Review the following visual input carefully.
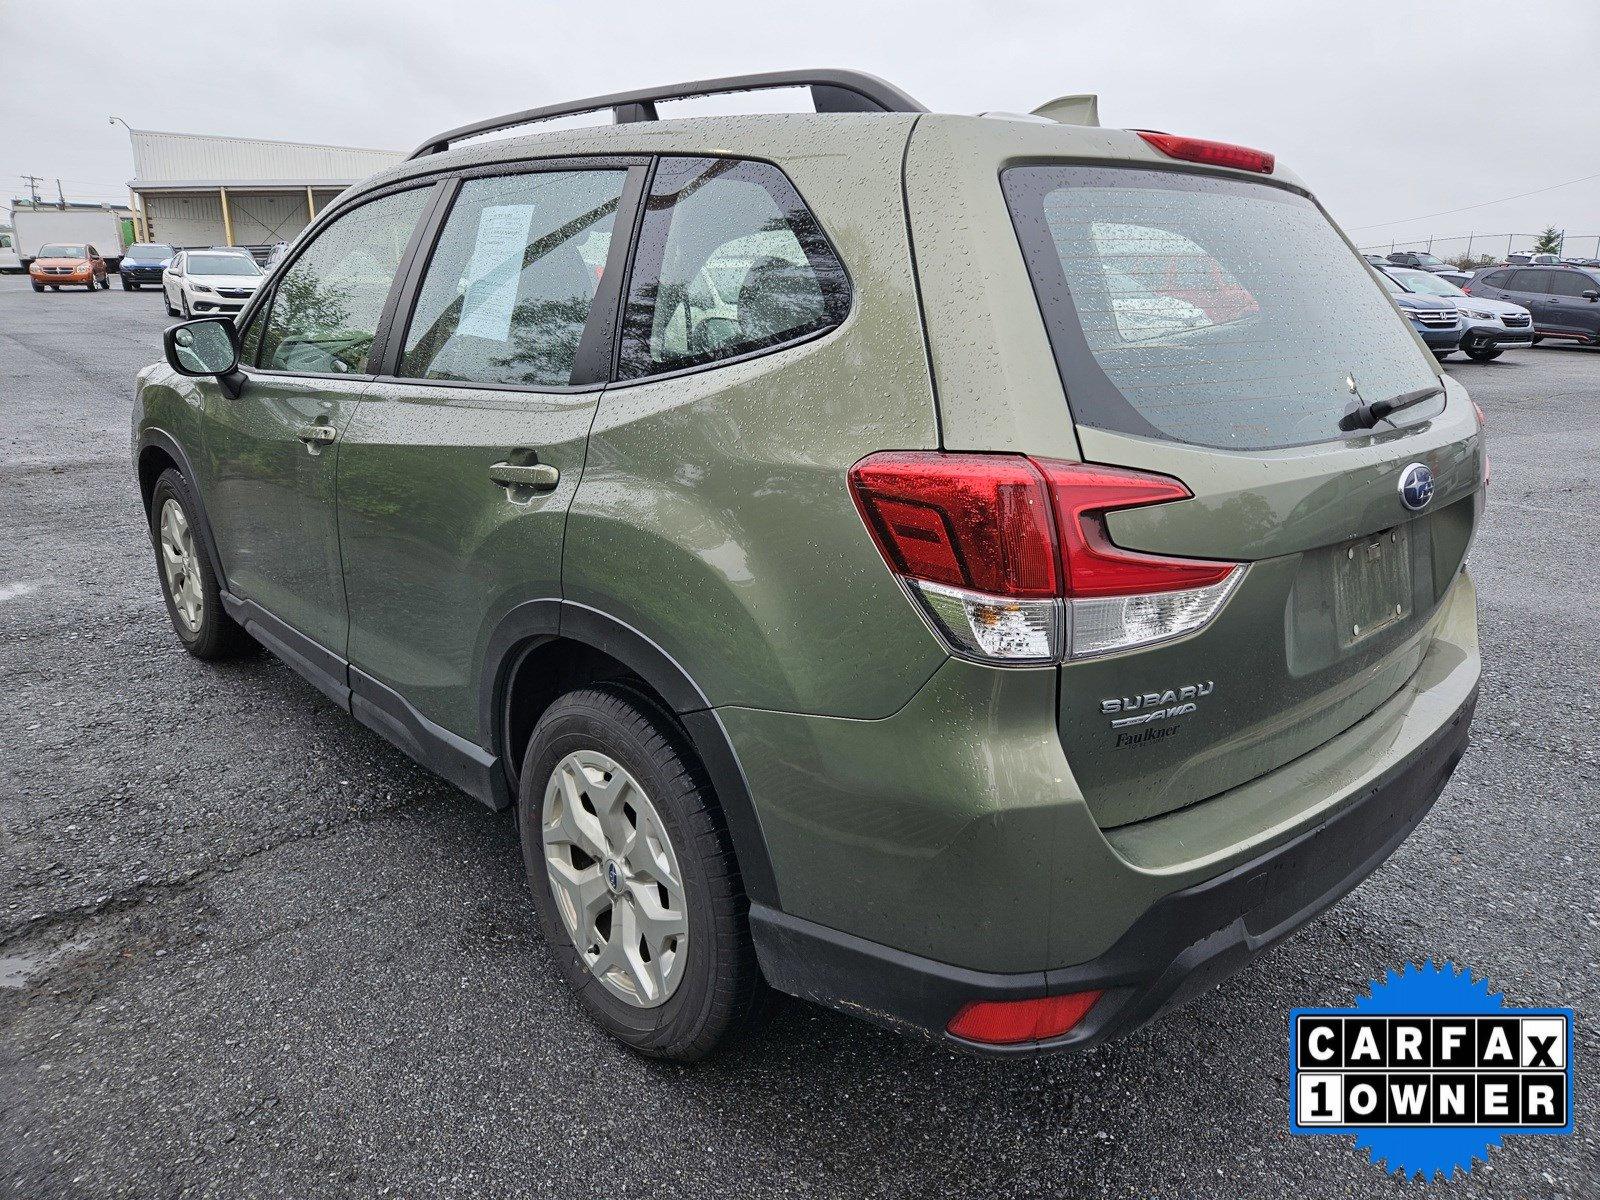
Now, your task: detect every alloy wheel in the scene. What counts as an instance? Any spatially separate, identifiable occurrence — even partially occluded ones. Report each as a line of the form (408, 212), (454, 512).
(541, 749), (689, 1008)
(158, 498), (203, 635)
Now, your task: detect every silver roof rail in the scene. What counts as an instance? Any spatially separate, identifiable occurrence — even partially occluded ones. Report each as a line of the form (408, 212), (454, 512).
(407, 69), (928, 159)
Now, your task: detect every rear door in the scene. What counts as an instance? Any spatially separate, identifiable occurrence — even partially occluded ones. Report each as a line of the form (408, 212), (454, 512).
(1504, 268), (1559, 330)
(337, 161), (643, 739)
(1000, 161), (1483, 828)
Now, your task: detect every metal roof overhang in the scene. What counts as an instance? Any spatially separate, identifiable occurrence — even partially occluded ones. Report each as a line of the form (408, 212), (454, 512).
(128, 180), (360, 192)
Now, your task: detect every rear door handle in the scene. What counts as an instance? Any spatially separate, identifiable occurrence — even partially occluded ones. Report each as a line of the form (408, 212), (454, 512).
(488, 461), (560, 491)
(298, 424), (337, 445)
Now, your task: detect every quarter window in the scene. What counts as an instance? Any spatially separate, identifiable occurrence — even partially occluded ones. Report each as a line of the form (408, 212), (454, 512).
(257, 187), (431, 375)
(399, 170), (627, 387)
(618, 157), (849, 378)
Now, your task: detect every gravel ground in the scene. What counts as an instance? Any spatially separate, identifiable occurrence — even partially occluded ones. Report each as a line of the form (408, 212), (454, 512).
(1, 272), (1595, 1199)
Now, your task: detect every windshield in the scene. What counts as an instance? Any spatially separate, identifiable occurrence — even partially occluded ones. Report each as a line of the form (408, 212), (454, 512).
(1003, 165), (1440, 451)
(187, 254), (260, 276)
(38, 244), (86, 259)
(125, 243), (174, 259)
(1391, 269), (1463, 297)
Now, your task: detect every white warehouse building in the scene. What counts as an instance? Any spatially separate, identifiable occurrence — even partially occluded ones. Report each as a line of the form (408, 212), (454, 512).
(124, 128), (403, 252)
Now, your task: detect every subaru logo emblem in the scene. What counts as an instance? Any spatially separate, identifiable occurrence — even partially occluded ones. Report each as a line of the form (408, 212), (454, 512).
(1398, 462), (1434, 511)
(606, 860), (621, 891)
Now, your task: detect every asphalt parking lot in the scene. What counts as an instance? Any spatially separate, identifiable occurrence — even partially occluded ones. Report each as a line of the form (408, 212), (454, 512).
(1, 271), (1595, 1199)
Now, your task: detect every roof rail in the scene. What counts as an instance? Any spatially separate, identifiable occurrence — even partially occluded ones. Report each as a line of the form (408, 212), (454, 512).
(406, 69), (927, 159)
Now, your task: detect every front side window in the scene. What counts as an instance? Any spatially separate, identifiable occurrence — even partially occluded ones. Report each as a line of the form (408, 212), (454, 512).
(618, 157), (849, 379)
(400, 169), (626, 387)
(1004, 165), (1440, 451)
(258, 187), (431, 375)
(1548, 270), (1596, 298)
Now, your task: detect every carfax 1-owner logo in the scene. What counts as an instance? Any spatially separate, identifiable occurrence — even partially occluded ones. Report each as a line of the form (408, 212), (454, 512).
(1289, 960), (1575, 1181)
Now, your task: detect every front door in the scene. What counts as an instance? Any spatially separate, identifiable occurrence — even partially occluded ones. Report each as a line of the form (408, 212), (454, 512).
(338, 164), (639, 740)
(202, 185), (436, 658)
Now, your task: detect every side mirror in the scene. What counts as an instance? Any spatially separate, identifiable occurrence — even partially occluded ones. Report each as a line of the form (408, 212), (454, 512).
(164, 317), (245, 398)
(1583, 290), (1599, 301)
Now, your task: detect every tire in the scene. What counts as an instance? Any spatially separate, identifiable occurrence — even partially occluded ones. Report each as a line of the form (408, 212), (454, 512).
(120, 277), (131, 290)
(101, 274), (111, 289)
(50, 285), (59, 292)
(518, 684), (768, 1061)
(31, 281), (43, 293)
(165, 289), (177, 316)
(1531, 336), (1543, 345)
(1465, 344), (1503, 362)
(1432, 351), (1451, 361)
(147, 469), (254, 660)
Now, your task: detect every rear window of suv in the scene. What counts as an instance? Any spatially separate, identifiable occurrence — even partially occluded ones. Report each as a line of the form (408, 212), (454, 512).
(1003, 165), (1441, 451)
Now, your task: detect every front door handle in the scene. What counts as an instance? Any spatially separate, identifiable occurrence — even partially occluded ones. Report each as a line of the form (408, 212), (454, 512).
(489, 461), (560, 491)
(298, 424), (337, 445)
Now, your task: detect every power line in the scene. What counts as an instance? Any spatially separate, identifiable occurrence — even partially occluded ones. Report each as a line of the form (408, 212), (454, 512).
(1349, 171), (1600, 231)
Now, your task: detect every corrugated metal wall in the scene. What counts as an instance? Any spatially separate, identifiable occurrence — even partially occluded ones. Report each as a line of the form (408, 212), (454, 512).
(146, 193), (224, 248)
(131, 130), (400, 184)
(146, 189), (347, 247)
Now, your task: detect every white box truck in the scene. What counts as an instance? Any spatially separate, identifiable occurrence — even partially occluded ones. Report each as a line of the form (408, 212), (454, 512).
(11, 205), (132, 267)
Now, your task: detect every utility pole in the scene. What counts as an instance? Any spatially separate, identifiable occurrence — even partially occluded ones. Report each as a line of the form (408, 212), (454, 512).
(55, 178), (66, 209)
(21, 174), (42, 206)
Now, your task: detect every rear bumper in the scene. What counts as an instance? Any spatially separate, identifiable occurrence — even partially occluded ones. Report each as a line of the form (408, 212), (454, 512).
(752, 682), (1477, 1056)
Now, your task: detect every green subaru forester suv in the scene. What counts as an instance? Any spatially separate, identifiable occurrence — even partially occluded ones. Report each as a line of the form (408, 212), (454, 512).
(134, 71), (1483, 1060)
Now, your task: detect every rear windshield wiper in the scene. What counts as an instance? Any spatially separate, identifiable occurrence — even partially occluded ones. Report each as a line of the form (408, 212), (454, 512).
(1339, 382), (1444, 432)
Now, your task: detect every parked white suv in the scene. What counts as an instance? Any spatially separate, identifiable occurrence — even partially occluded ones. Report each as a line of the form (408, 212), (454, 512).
(163, 250), (263, 317)
(1387, 266), (1534, 361)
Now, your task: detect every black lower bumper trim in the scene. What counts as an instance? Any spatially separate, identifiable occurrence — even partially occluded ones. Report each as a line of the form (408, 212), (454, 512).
(751, 686), (1477, 1055)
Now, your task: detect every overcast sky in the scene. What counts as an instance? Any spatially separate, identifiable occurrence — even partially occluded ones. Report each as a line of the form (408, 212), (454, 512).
(5, 1), (1598, 254)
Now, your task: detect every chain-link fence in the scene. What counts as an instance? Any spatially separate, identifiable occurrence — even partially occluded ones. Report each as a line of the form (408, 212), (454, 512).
(1356, 231), (1600, 268)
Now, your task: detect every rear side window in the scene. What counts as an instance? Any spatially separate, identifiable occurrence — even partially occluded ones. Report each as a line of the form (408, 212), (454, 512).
(617, 157), (849, 379)
(258, 187), (431, 375)
(399, 170), (627, 388)
(1003, 165), (1439, 451)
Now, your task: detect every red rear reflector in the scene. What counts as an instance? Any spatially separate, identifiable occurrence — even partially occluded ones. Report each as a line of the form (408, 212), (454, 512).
(848, 452), (1058, 598)
(1033, 460), (1237, 596)
(1136, 130), (1275, 174)
(947, 991), (1104, 1045)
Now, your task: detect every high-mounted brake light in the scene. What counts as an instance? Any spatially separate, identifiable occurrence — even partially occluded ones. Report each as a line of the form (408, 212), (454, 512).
(1136, 130), (1275, 174)
(848, 452), (1244, 664)
(947, 990), (1104, 1045)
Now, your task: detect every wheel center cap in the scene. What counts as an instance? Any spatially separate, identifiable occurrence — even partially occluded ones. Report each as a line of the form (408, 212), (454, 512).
(604, 859), (624, 894)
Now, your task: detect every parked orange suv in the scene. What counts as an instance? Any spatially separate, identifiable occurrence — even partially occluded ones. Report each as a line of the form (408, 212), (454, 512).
(29, 243), (110, 292)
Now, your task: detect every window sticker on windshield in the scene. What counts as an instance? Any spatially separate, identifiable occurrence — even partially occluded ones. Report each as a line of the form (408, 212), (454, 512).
(457, 204), (534, 341)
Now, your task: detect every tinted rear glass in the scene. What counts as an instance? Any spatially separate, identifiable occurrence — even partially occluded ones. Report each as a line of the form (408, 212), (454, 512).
(126, 243), (174, 258)
(1003, 166), (1440, 451)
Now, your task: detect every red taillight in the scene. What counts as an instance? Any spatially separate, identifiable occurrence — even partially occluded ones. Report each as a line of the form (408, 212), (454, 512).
(848, 452), (1243, 661)
(848, 452), (1058, 598)
(1033, 460), (1238, 597)
(1136, 130), (1275, 174)
(947, 990), (1104, 1045)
